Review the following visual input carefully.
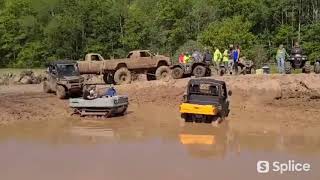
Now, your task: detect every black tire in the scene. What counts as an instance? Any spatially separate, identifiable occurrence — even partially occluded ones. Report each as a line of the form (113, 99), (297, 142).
(103, 73), (114, 84)
(114, 68), (132, 85)
(193, 65), (206, 77)
(146, 70), (156, 81)
(285, 61), (292, 74)
(303, 61), (311, 74)
(219, 68), (225, 76)
(155, 66), (170, 80)
(56, 85), (67, 99)
(171, 67), (184, 79)
(314, 62), (320, 74)
(43, 81), (51, 93)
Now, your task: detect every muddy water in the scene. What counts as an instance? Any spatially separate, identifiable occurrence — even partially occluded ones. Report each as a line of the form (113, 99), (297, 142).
(0, 104), (319, 180)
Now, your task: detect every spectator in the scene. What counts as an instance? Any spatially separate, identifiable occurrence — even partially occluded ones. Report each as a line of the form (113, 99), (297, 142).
(233, 47), (240, 74)
(214, 47), (222, 71)
(192, 50), (202, 62)
(179, 53), (184, 63)
(276, 44), (287, 74)
(203, 49), (213, 65)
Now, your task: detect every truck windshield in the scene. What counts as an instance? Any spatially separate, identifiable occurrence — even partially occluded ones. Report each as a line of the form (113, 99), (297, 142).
(189, 84), (219, 96)
(57, 64), (80, 76)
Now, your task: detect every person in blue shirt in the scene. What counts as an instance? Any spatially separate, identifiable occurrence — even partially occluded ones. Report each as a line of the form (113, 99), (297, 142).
(106, 85), (117, 97)
(233, 45), (240, 74)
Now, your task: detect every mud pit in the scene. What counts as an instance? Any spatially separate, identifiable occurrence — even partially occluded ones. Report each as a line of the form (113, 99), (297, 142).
(1, 74), (320, 180)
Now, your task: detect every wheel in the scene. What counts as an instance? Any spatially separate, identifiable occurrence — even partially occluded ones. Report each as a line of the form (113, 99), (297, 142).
(114, 67), (132, 85)
(43, 81), (51, 93)
(303, 61), (311, 74)
(219, 68), (225, 76)
(285, 61), (292, 74)
(171, 67), (184, 79)
(193, 65), (206, 77)
(155, 66), (170, 80)
(103, 74), (114, 84)
(146, 70), (156, 81)
(314, 62), (320, 74)
(56, 85), (67, 99)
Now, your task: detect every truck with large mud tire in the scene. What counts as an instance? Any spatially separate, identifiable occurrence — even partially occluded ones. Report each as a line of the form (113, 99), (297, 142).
(314, 59), (320, 74)
(43, 61), (84, 99)
(77, 50), (171, 85)
(285, 47), (311, 74)
(179, 79), (232, 126)
(171, 62), (211, 79)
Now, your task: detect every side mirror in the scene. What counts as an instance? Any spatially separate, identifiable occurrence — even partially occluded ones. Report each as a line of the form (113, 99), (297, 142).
(228, 90), (232, 96)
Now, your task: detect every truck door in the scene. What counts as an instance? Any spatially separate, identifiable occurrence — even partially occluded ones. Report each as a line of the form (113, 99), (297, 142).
(138, 51), (154, 68)
(89, 54), (103, 74)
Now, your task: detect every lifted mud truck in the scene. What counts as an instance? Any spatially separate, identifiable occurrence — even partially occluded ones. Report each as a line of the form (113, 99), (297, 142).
(77, 50), (171, 85)
(69, 95), (129, 117)
(171, 61), (211, 79)
(314, 59), (320, 74)
(180, 79), (232, 125)
(43, 61), (84, 99)
(285, 47), (311, 74)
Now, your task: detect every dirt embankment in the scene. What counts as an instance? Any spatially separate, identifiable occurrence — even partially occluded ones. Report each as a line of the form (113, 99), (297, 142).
(1, 74), (320, 134)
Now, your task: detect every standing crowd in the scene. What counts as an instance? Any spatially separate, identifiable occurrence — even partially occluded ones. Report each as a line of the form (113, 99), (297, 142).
(178, 45), (242, 75)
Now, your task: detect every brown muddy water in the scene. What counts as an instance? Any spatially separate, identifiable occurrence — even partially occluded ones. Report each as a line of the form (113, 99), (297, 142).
(0, 104), (319, 180)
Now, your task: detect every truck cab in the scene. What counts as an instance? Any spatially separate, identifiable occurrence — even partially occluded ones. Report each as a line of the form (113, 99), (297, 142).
(78, 53), (105, 74)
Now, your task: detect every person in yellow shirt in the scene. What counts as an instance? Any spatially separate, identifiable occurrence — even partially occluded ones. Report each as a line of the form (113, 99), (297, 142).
(222, 49), (229, 73)
(213, 47), (222, 72)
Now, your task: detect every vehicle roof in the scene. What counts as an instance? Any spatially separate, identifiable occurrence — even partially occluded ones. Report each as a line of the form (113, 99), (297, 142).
(49, 60), (76, 66)
(188, 78), (226, 86)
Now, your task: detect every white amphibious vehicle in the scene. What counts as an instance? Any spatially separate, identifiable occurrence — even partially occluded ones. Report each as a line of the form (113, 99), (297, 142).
(69, 96), (129, 117)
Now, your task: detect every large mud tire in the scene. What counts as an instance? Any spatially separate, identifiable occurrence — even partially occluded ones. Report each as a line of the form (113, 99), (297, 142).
(43, 81), (51, 93)
(285, 61), (292, 74)
(314, 62), (320, 74)
(303, 61), (311, 74)
(155, 66), (170, 80)
(56, 85), (67, 99)
(103, 74), (114, 84)
(193, 65), (206, 77)
(114, 68), (132, 85)
(146, 70), (156, 81)
(171, 67), (184, 79)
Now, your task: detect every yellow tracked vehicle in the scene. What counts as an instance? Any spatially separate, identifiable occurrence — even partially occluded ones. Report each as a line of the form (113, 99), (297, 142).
(180, 78), (232, 124)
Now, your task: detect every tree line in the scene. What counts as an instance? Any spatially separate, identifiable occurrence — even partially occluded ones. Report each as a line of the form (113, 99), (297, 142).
(0, 0), (320, 68)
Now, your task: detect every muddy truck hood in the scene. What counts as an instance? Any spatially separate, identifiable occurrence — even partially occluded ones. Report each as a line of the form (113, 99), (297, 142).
(61, 76), (83, 81)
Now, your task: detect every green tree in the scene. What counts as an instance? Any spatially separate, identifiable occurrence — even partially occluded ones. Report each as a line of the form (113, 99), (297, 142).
(200, 16), (256, 51)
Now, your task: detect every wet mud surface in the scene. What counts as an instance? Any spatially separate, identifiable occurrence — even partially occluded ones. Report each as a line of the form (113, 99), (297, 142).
(1, 74), (320, 180)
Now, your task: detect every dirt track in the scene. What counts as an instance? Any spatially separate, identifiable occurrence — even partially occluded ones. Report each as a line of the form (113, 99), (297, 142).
(1, 74), (320, 135)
